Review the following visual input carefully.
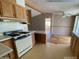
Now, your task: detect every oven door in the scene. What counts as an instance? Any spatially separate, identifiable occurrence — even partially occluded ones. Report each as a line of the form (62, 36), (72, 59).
(15, 34), (32, 57)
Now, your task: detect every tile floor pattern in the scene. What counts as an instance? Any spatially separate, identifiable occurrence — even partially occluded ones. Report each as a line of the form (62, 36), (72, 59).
(21, 43), (75, 59)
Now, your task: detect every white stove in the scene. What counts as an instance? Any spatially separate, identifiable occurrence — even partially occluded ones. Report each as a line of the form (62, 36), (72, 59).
(15, 33), (32, 57)
(4, 31), (32, 58)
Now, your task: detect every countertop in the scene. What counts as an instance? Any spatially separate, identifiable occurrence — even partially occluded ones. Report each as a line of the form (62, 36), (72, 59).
(0, 31), (46, 42)
(0, 43), (13, 58)
(0, 36), (11, 42)
(30, 31), (46, 34)
(73, 32), (79, 38)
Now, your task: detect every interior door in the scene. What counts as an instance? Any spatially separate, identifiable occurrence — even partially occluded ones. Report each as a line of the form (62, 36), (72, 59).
(45, 18), (52, 42)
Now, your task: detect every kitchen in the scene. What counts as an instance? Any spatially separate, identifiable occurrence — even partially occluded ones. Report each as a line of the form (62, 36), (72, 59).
(0, 0), (47, 59)
(0, 0), (35, 59)
(0, 0), (79, 59)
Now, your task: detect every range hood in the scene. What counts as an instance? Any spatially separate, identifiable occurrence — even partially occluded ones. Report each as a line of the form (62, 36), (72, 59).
(0, 17), (29, 24)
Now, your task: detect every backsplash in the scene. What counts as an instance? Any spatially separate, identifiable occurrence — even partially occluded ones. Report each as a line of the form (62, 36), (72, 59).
(0, 22), (28, 32)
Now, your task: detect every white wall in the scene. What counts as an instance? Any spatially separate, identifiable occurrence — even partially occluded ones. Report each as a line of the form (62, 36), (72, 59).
(31, 9), (41, 17)
(28, 14), (45, 31)
(28, 13), (52, 31)
(52, 15), (75, 36)
(0, 22), (28, 32)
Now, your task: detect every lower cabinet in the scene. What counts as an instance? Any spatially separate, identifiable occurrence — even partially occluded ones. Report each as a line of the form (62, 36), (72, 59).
(70, 34), (77, 53)
(0, 54), (10, 59)
(70, 33), (79, 59)
(35, 33), (46, 44)
(32, 32), (35, 47)
(2, 0), (16, 4)
(1, 39), (17, 59)
(74, 39), (79, 57)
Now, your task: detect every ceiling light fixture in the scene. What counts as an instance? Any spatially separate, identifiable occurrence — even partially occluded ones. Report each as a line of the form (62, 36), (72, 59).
(62, 13), (71, 18)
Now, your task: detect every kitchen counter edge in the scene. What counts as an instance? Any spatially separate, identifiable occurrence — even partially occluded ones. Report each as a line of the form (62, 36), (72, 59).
(0, 36), (12, 42)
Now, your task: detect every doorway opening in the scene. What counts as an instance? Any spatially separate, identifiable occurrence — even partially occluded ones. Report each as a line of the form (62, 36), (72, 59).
(45, 17), (52, 43)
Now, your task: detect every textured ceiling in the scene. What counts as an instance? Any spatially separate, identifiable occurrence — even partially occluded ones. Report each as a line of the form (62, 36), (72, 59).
(25, 0), (79, 15)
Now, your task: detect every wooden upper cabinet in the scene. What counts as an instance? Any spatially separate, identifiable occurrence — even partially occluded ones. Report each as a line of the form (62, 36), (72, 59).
(0, 0), (27, 20)
(2, 0), (16, 4)
(2, 0), (26, 7)
(27, 10), (32, 23)
(0, 1), (1, 16)
(22, 8), (27, 19)
(14, 4), (27, 19)
(0, 0), (15, 17)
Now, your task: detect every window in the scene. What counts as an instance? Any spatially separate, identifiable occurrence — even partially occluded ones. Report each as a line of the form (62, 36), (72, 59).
(73, 16), (79, 35)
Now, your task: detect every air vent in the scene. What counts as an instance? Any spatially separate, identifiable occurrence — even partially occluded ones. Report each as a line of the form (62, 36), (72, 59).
(47, 0), (75, 2)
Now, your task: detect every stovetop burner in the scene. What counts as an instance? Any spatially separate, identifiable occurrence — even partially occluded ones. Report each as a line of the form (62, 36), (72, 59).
(4, 30), (30, 37)
(4, 31), (31, 41)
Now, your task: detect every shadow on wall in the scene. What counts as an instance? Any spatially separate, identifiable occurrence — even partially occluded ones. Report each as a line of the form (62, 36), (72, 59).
(28, 14), (45, 31)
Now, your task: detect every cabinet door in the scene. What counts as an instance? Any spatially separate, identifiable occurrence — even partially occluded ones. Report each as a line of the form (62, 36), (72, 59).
(32, 32), (35, 47)
(0, 1), (1, 16)
(22, 8), (27, 19)
(1, 0), (14, 17)
(14, 4), (27, 19)
(27, 10), (32, 23)
(2, 0), (16, 4)
(1, 39), (17, 59)
(0, 55), (10, 59)
(35, 33), (46, 44)
(70, 34), (76, 51)
(74, 38), (79, 56)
